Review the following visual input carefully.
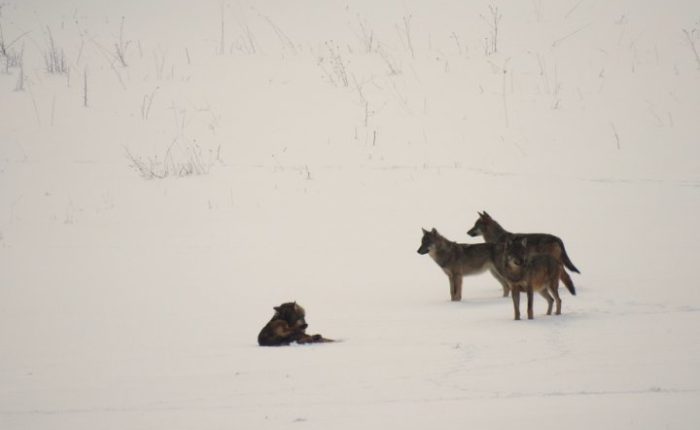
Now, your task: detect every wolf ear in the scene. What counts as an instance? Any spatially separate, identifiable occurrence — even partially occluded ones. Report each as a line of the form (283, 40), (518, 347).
(483, 211), (491, 219)
(422, 227), (429, 234)
(431, 228), (437, 234)
(273, 306), (281, 312)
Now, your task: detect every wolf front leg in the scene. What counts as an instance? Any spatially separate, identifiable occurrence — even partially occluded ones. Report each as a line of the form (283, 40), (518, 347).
(526, 285), (534, 320)
(449, 274), (462, 301)
(297, 334), (325, 344)
(511, 285), (521, 320)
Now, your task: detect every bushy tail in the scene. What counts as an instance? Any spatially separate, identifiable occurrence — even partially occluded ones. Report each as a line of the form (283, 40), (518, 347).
(560, 270), (576, 296)
(557, 238), (580, 274)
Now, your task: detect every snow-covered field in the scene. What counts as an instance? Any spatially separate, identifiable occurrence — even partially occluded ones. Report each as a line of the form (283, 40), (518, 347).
(1, 0), (700, 428)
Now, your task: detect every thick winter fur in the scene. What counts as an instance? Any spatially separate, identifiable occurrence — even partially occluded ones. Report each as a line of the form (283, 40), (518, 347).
(467, 211), (579, 294)
(257, 302), (334, 346)
(498, 236), (575, 320)
(417, 228), (510, 301)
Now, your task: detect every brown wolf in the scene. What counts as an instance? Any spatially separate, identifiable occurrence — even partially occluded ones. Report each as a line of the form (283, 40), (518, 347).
(417, 228), (510, 301)
(499, 236), (575, 320)
(467, 211), (579, 293)
(257, 302), (334, 346)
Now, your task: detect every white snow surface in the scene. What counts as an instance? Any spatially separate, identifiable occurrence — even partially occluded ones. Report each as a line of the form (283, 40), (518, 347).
(1, 0), (700, 428)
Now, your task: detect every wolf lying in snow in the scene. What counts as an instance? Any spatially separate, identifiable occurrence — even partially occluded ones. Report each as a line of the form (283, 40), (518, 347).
(258, 302), (334, 346)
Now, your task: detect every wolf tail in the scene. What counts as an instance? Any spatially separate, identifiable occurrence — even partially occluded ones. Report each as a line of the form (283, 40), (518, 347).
(560, 270), (576, 296)
(557, 238), (580, 274)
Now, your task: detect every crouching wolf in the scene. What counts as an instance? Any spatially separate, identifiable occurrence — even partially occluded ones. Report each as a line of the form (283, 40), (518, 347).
(467, 211), (579, 294)
(417, 228), (510, 301)
(258, 302), (334, 346)
(499, 237), (576, 320)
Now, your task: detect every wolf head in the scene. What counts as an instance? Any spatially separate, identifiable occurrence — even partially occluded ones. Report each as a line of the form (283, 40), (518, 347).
(273, 302), (308, 330)
(504, 237), (528, 267)
(417, 228), (440, 254)
(467, 211), (493, 237)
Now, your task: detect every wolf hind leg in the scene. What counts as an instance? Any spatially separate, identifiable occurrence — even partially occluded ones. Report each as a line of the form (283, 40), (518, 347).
(550, 280), (562, 315)
(539, 289), (554, 315)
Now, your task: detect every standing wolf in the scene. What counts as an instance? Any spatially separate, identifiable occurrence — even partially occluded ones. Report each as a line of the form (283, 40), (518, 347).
(499, 236), (575, 320)
(467, 211), (579, 293)
(257, 302), (334, 346)
(417, 228), (510, 300)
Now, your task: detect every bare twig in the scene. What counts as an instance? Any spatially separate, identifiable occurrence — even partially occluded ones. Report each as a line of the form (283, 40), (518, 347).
(44, 27), (68, 74)
(235, 23), (257, 54)
(153, 48), (166, 80)
(125, 138), (215, 180)
(323, 41), (348, 87)
(89, 39), (126, 89)
(115, 16), (129, 67)
(141, 87), (158, 119)
(610, 122), (620, 149)
(402, 15), (415, 59)
(76, 37), (85, 65)
(501, 60), (510, 127)
(28, 88), (41, 126)
(450, 32), (465, 56)
(0, 22), (6, 57)
(564, 0), (583, 19)
(357, 16), (374, 53)
(532, 0), (543, 22)
(219, 2), (225, 55)
(377, 45), (401, 75)
(258, 12), (297, 55)
(51, 95), (56, 126)
(0, 23), (31, 56)
(682, 29), (700, 69)
(552, 24), (590, 48)
(352, 74), (371, 126)
(13, 46), (24, 91)
(481, 5), (502, 56)
(82, 67), (88, 107)
(551, 63), (561, 109)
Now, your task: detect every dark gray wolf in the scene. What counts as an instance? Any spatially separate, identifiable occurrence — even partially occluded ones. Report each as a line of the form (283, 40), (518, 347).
(498, 237), (575, 319)
(417, 228), (510, 301)
(257, 302), (334, 346)
(467, 211), (579, 293)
